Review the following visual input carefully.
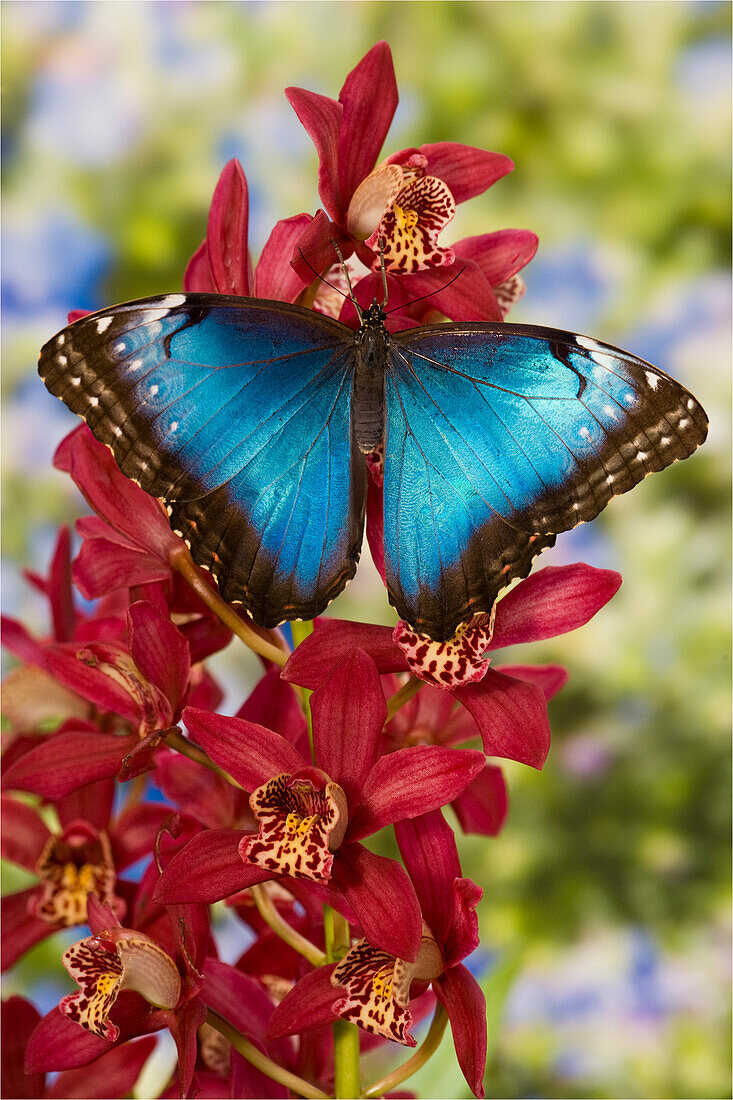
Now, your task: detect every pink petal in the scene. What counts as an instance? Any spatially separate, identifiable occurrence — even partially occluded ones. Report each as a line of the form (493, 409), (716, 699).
(337, 42), (398, 211)
(255, 214), (313, 302)
(453, 229), (539, 286)
(497, 663), (569, 700)
(183, 240), (216, 292)
(398, 260), (502, 322)
(154, 829), (270, 904)
(266, 964), (340, 1039)
(394, 811), (461, 945)
(182, 707), (306, 790)
(205, 159), (251, 296)
(419, 143), (513, 205)
(3, 730), (136, 799)
(43, 647), (140, 725)
(283, 619), (405, 690)
(47, 525), (76, 642)
(311, 649), (386, 803)
(285, 88), (343, 220)
(127, 602), (190, 717)
(348, 746), (485, 841)
(2, 891), (50, 971)
(451, 765), (508, 837)
(456, 670), (551, 769)
(489, 564), (623, 650)
(1, 795), (51, 868)
(330, 843), (422, 962)
(2, 996), (45, 1098)
(434, 966), (487, 1098)
(46, 1035), (157, 1099)
(73, 539), (170, 599)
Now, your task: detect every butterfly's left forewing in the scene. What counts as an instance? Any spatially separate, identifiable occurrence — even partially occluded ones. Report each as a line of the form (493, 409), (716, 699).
(39, 293), (366, 626)
(384, 323), (708, 640)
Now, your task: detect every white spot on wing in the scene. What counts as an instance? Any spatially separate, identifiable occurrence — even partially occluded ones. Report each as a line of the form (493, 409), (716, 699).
(637, 451), (648, 461)
(603, 405), (618, 420)
(575, 335), (597, 352)
(170, 421), (179, 432)
(57, 354), (67, 366)
(624, 392), (635, 404)
(686, 397), (696, 411)
(57, 334), (65, 347)
(96, 316), (113, 334)
(161, 294), (186, 308)
(71, 376), (81, 387)
(149, 384), (159, 396)
(89, 396), (99, 407)
(678, 417), (690, 429)
(115, 342), (126, 354)
(645, 371), (659, 390)
(579, 426), (592, 440)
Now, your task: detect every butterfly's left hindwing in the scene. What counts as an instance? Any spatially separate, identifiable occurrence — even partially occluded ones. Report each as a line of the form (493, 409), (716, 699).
(39, 293), (366, 626)
(384, 323), (708, 639)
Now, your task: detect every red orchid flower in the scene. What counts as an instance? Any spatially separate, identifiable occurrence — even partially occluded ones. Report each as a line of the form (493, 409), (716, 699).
(154, 649), (484, 962)
(25, 877), (210, 1099)
(2, 995), (156, 1100)
(284, 563), (622, 771)
(0, 786), (170, 971)
(267, 809), (487, 1097)
(286, 41), (537, 327)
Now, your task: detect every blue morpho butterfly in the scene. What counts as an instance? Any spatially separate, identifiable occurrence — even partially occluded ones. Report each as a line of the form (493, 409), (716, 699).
(38, 273), (708, 641)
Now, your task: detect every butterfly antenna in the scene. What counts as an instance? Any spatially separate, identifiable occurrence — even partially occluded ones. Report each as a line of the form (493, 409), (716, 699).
(384, 264), (468, 316)
(330, 238), (363, 320)
(296, 248), (350, 302)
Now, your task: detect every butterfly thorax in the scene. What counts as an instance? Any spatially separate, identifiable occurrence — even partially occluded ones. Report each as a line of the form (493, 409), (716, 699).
(352, 301), (389, 454)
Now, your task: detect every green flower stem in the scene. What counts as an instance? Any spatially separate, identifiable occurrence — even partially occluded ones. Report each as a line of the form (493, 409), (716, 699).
(206, 1009), (329, 1100)
(360, 1004), (449, 1098)
(250, 883), (326, 967)
(166, 729), (241, 788)
(291, 618), (315, 758)
(327, 906), (360, 1098)
(170, 545), (288, 667)
(386, 675), (423, 719)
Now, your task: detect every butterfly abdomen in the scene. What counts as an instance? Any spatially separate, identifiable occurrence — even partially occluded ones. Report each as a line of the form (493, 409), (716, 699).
(352, 319), (388, 453)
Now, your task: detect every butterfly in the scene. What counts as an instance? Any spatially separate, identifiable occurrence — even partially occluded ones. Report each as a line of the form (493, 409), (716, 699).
(38, 291), (708, 640)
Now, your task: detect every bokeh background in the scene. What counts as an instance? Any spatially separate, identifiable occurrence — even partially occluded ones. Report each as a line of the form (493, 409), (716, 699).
(2, 2), (730, 1097)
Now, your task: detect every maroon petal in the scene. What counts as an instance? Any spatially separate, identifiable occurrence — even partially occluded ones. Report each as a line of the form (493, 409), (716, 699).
(338, 41), (398, 210)
(2, 891), (50, 971)
(43, 647), (139, 726)
(285, 87), (343, 220)
(205, 159), (251, 296)
(1, 614), (48, 665)
(202, 958), (293, 1071)
(2, 730), (136, 799)
(497, 663), (568, 700)
(47, 525), (76, 642)
(399, 260), (502, 323)
(419, 143), (513, 204)
(266, 964), (340, 1039)
(1, 795), (51, 868)
(46, 1035), (157, 1099)
(2, 996), (45, 1098)
(283, 619), (405, 690)
(288, 209), (348, 283)
(348, 746), (485, 841)
(109, 802), (177, 869)
(182, 707), (306, 790)
(127, 602), (190, 716)
(255, 214), (312, 301)
(366, 472), (387, 583)
(330, 843), (421, 961)
(25, 997), (155, 1073)
(452, 765), (508, 837)
(489, 564), (623, 650)
(453, 229), (539, 285)
(73, 539), (169, 599)
(434, 966), (487, 1098)
(153, 752), (241, 830)
(154, 829), (270, 904)
(311, 649), (386, 802)
(394, 811), (460, 945)
(456, 670), (551, 769)
(183, 240), (216, 293)
(167, 995), (208, 1099)
(56, 777), (115, 832)
(236, 665), (307, 748)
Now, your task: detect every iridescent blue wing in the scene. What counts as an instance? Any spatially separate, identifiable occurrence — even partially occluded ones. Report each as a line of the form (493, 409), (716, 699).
(39, 293), (365, 626)
(385, 323), (708, 639)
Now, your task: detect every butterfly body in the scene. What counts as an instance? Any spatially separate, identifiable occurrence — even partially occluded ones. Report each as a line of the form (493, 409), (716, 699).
(39, 292), (708, 640)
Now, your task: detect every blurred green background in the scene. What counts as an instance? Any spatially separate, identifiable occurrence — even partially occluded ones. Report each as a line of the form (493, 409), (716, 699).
(2, 2), (730, 1097)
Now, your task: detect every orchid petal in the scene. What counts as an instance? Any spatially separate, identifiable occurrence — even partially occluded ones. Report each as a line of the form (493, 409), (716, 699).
(311, 649), (386, 802)
(203, 958), (292, 1060)
(182, 707), (306, 790)
(489, 564), (623, 650)
(394, 811), (460, 944)
(453, 229), (539, 286)
(46, 1035), (157, 1099)
(236, 665), (307, 749)
(266, 964), (340, 1039)
(1, 997), (45, 1098)
(419, 143), (513, 204)
(285, 88), (343, 220)
(153, 752), (242, 830)
(398, 260), (503, 322)
(283, 619), (405, 690)
(348, 746), (485, 841)
(154, 830), (271, 904)
(183, 240), (216, 293)
(288, 209), (349, 283)
(127, 602), (190, 717)
(56, 776), (116, 832)
(73, 539), (170, 600)
(2, 891), (51, 971)
(338, 42), (398, 211)
(497, 663), (569, 700)
(456, 669), (551, 769)
(434, 966), (487, 1098)
(205, 159), (251, 296)
(1, 795), (51, 869)
(255, 214), (312, 301)
(330, 843), (421, 962)
(3, 730), (137, 800)
(451, 765), (508, 837)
